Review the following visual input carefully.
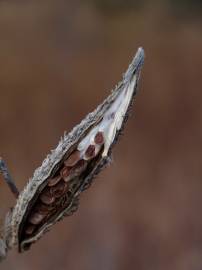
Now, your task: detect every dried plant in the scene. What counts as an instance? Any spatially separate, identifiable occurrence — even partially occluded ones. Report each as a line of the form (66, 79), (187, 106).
(0, 47), (144, 260)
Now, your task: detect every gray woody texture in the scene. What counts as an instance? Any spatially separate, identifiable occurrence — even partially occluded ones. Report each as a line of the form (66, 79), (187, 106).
(0, 47), (144, 261)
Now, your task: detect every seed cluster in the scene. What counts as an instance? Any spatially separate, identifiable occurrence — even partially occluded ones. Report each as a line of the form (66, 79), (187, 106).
(23, 131), (104, 239)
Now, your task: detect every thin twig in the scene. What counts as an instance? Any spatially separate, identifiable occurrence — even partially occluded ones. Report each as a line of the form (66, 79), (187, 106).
(0, 239), (7, 262)
(0, 157), (19, 199)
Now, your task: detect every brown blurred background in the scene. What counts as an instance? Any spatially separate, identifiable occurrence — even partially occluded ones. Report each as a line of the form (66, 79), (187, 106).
(0, 0), (202, 269)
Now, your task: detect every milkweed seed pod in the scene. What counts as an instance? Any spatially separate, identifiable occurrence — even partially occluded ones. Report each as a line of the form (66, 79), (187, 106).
(4, 47), (144, 253)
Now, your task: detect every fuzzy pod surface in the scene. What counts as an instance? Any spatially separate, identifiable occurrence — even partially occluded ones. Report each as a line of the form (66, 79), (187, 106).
(4, 47), (145, 253)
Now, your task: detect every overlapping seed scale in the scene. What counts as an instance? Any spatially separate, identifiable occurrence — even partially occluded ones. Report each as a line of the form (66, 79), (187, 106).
(70, 159), (87, 176)
(64, 150), (81, 167)
(40, 188), (55, 205)
(34, 202), (54, 214)
(94, 132), (104, 145)
(85, 145), (96, 159)
(24, 136), (105, 237)
(48, 175), (61, 187)
(25, 224), (35, 235)
(28, 212), (46, 225)
(50, 180), (68, 198)
(60, 166), (71, 182)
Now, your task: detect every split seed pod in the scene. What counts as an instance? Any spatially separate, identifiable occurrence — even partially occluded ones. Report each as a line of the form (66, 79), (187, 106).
(3, 47), (144, 253)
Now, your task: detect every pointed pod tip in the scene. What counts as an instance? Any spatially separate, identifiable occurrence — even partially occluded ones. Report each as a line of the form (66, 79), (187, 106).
(136, 47), (145, 64)
(137, 46), (145, 57)
(124, 47), (145, 84)
(133, 46), (145, 69)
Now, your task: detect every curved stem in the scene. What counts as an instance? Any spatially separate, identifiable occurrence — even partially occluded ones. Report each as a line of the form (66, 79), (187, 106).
(0, 157), (19, 199)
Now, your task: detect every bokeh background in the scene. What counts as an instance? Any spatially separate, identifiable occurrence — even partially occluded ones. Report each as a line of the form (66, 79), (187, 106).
(0, 1), (202, 269)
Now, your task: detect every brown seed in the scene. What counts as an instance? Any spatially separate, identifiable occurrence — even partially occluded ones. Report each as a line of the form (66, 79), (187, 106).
(60, 166), (71, 182)
(28, 212), (46, 225)
(94, 132), (104, 145)
(25, 224), (35, 235)
(51, 180), (68, 198)
(85, 145), (95, 158)
(34, 202), (53, 214)
(48, 175), (62, 187)
(71, 159), (87, 176)
(64, 150), (81, 167)
(40, 188), (55, 205)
